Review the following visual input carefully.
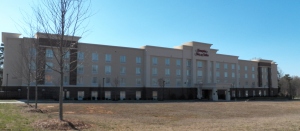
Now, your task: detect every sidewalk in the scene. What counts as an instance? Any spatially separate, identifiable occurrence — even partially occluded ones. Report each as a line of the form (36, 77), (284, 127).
(0, 100), (25, 104)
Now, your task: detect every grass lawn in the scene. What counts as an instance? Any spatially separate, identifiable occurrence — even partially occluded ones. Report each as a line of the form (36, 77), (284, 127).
(3, 101), (300, 130)
(0, 104), (34, 130)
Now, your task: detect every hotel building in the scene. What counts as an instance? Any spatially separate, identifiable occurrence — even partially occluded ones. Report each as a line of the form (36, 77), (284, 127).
(1, 32), (278, 101)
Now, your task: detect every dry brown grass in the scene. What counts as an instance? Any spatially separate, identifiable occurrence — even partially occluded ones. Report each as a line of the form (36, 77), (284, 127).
(25, 101), (300, 130)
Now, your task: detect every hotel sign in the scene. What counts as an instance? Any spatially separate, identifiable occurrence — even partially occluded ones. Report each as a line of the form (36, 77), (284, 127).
(195, 49), (209, 57)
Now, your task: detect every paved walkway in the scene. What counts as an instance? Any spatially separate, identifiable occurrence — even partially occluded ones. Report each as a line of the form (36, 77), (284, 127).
(0, 100), (25, 104)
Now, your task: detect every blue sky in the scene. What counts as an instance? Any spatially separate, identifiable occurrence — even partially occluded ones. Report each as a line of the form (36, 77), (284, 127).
(1, 0), (299, 76)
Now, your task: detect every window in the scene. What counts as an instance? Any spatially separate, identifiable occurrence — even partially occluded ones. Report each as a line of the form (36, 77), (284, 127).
(176, 59), (181, 66)
(105, 65), (111, 74)
(46, 49), (53, 58)
(252, 74), (255, 79)
(224, 72), (228, 77)
(232, 72), (235, 78)
(245, 90), (248, 97)
(216, 71), (220, 77)
(165, 58), (170, 66)
(176, 69), (181, 76)
(105, 54), (111, 62)
(92, 77), (97, 84)
(136, 78), (141, 85)
(216, 62), (220, 69)
(105, 77), (111, 85)
(120, 55), (126, 63)
(259, 90), (261, 96)
(29, 61), (36, 70)
(152, 68), (157, 75)
(45, 75), (52, 84)
(136, 67), (141, 75)
(186, 69), (191, 76)
(197, 70), (202, 77)
(253, 90), (255, 96)
(152, 78), (157, 86)
(186, 79), (191, 86)
(238, 65), (240, 70)
(136, 57), (141, 64)
(63, 76), (69, 85)
(77, 64), (84, 74)
(252, 66), (255, 72)
(197, 61), (203, 68)
(224, 63), (228, 69)
(77, 52), (84, 60)
(186, 60), (191, 67)
(165, 78), (170, 86)
(30, 48), (36, 56)
(63, 64), (69, 71)
(245, 74), (248, 78)
(152, 57), (157, 65)
(232, 91), (236, 97)
(92, 65), (98, 74)
(165, 68), (170, 76)
(63, 51), (70, 59)
(120, 78), (126, 86)
(77, 76), (83, 84)
(120, 67), (126, 74)
(176, 79), (181, 87)
(231, 64), (235, 70)
(45, 62), (53, 72)
(245, 66), (248, 71)
(264, 90), (266, 96)
(92, 53), (98, 61)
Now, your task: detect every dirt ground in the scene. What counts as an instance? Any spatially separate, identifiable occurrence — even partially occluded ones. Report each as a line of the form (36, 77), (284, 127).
(28, 101), (300, 130)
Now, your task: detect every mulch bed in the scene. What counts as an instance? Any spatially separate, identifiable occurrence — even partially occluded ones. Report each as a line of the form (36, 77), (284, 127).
(33, 119), (92, 130)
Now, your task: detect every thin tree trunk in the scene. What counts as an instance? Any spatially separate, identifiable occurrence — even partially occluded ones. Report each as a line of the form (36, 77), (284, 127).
(35, 84), (37, 109)
(27, 85), (30, 105)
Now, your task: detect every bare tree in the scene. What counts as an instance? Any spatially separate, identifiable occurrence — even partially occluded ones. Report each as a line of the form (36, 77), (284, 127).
(22, 0), (92, 120)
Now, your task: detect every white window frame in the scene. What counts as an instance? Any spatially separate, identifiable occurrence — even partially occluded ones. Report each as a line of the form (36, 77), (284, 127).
(165, 68), (170, 76)
(105, 54), (111, 62)
(92, 65), (98, 74)
(92, 53), (98, 61)
(197, 70), (202, 77)
(224, 63), (228, 69)
(176, 59), (181, 66)
(231, 64), (235, 70)
(77, 52), (84, 60)
(136, 57), (141, 64)
(165, 58), (170, 66)
(152, 68), (157, 75)
(197, 61), (203, 68)
(105, 65), (111, 74)
(224, 72), (228, 78)
(136, 67), (141, 75)
(152, 57), (157, 65)
(176, 69), (181, 76)
(120, 55), (126, 63)
(46, 49), (53, 58)
(232, 72), (235, 78)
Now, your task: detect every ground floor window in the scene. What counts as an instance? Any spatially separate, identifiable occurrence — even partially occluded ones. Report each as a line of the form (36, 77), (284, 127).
(263, 90), (266, 96)
(91, 91), (98, 100)
(153, 91), (157, 100)
(238, 91), (241, 97)
(232, 90), (235, 97)
(253, 90), (255, 96)
(245, 90), (248, 97)
(136, 91), (141, 100)
(259, 90), (261, 96)
(78, 91), (84, 100)
(120, 91), (126, 100)
(105, 91), (111, 100)
(66, 91), (70, 99)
